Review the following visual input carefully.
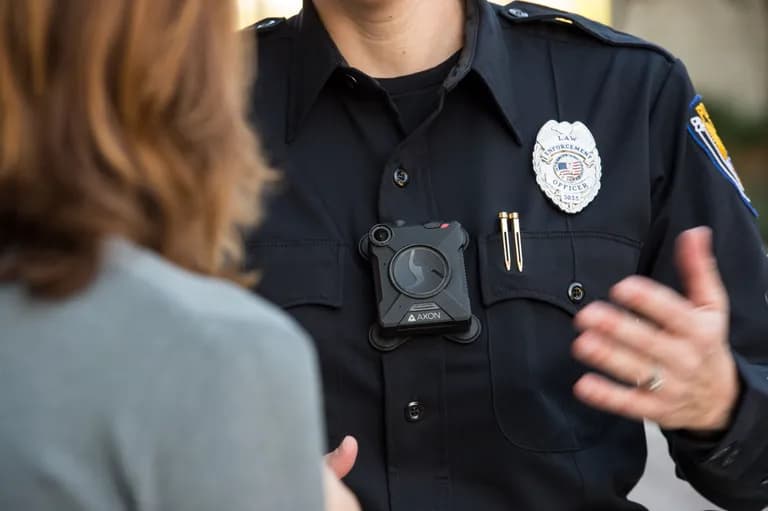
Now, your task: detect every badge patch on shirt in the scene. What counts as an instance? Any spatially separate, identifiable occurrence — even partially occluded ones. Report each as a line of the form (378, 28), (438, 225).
(533, 121), (602, 214)
(688, 95), (757, 216)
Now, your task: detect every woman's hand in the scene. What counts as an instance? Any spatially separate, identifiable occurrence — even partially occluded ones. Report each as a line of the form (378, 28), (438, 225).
(324, 436), (360, 511)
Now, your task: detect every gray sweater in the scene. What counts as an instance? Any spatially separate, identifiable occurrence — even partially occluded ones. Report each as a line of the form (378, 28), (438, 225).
(0, 240), (325, 510)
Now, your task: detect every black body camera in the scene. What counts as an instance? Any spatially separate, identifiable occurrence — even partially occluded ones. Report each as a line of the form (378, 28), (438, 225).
(360, 221), (481, 351)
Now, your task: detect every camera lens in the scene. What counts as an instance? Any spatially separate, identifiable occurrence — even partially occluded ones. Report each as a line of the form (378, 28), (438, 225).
(390, 246), (450, 299)
(370, 225), (393, 246)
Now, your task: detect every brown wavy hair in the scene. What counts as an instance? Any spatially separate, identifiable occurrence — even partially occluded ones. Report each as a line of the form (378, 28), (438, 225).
(0, 0), (270, 298)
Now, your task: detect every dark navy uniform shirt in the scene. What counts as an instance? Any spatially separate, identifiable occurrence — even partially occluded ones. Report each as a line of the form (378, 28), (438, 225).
(247, 1), (768, 509)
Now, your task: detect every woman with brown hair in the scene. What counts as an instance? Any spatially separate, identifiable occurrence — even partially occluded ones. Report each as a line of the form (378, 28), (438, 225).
(0, 0), (356, 509)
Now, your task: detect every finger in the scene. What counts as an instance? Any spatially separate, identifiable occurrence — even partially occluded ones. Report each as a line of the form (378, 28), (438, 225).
(574, 373), (666, 422)
(675, 227), (728, 311)
(574, 302), (686, 366)
(572, 330), (658, 386)
(323, 466), (361, 511)
(324, 435), (358, 479)
(324, 465), (361, 511)
(608, 276), (695, 337)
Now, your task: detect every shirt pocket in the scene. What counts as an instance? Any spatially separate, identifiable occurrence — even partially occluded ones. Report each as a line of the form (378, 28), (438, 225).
(247, 240), (345, 334)
(478, 231), (642, 452)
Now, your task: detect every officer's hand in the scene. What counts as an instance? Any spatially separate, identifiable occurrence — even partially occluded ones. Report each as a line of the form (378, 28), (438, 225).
(324, 435), (358, 479)
(571, 227), (740, 434)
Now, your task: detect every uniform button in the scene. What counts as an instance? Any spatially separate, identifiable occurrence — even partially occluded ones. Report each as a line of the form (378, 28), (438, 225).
(344, 73), (358, 89)
(508, 7), (529, 18)
(405, 401), (424, 422)
(393, 168), (410, 188)
(256, 18), (278, 29)
(568, 282), (585, 304)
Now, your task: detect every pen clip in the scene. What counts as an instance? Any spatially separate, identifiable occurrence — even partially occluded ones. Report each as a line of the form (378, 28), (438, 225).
(511, 212), (523, 273)
(498, 211), (511, 272)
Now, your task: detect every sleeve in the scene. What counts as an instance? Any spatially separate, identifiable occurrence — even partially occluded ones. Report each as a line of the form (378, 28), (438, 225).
(142, 317), (326, 511)
(639, 58), (768, 509)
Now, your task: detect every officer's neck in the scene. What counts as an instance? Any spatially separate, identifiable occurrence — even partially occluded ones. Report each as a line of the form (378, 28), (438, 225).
(313, 0), (465, 78)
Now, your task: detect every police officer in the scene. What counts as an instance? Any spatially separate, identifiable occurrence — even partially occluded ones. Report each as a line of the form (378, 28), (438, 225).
(247, 1), (768, 509)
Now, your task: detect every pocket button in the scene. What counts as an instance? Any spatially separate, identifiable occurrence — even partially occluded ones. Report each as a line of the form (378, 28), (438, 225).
(393, 168), (410, 188)
(405, 401), (424, 423)
(568, 282), (586, 304)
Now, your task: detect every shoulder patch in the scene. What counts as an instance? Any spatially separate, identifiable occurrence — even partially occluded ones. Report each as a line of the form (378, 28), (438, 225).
(498, 1), (674, 61)
(687, 95), (757, 217)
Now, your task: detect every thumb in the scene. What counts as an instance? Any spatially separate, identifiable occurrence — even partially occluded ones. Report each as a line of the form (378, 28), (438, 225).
(323, 467), (360, 511)
(324, 435), (358, 479)
(675, 227), (728, 310)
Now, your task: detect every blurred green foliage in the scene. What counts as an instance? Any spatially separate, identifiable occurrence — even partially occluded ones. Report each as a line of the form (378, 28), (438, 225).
(707, 102), (768, 241)
(708, 104), (768, 147)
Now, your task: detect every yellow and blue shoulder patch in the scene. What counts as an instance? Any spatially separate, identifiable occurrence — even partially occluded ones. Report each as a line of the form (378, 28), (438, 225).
(687, 95), (757, 217)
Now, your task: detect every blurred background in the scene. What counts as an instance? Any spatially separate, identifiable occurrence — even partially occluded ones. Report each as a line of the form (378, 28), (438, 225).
(240, 0), (768, 240)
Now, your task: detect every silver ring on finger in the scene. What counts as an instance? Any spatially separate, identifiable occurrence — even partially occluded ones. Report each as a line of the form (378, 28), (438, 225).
(637, 364), (665, 393)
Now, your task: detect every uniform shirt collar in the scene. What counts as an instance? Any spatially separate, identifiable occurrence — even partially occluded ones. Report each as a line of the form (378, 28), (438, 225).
(287, 1), (344, 141)
(288, 0), (521, 143)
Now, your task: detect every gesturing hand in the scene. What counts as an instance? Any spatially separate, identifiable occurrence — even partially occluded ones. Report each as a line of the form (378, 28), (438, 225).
(324, 436), (360, 511)
(572, 227), (740, 433)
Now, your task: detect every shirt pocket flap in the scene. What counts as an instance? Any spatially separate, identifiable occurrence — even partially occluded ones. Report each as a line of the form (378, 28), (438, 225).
(247, 240), (344, 309)
(479, 232), (643, 315)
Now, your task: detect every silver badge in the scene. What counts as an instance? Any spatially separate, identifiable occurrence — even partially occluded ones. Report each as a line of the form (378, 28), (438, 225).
(532, 121), (602, 214)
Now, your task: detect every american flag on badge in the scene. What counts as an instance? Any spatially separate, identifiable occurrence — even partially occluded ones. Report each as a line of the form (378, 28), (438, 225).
(556, 160), (583, 178)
